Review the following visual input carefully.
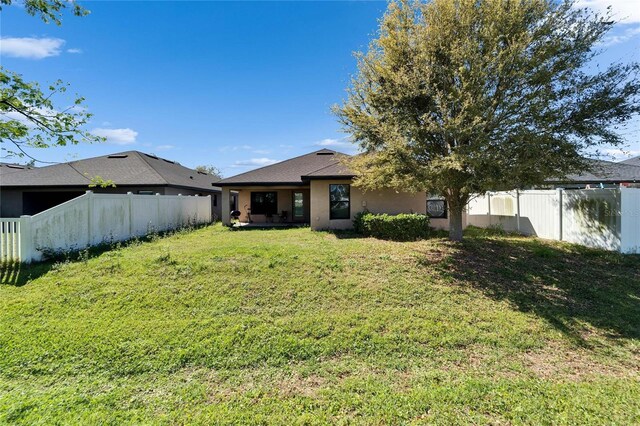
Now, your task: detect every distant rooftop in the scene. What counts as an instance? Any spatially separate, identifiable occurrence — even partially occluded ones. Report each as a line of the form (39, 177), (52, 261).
(553, 158), (640, 184)
(0, 162), (35, 176)
(0, 151), (221, 191)
(619, 156), (640, 168)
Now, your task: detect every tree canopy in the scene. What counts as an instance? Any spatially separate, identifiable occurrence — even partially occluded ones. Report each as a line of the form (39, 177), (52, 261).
(335, 0), (640, 240)
(0, 0), (100, 163)
(195, 165), (224, 181)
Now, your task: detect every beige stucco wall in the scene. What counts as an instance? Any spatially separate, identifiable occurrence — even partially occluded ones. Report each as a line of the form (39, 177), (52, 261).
(309, 180), (429, 230)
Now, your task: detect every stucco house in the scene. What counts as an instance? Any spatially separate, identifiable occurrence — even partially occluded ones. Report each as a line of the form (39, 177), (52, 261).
(218, 149), (451, 230)
(0, 151), (227, 219)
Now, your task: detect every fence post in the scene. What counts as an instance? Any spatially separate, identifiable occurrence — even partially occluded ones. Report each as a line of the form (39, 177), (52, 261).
(127, 192), (134, 236)
(19, 215), (32, 263)
(86, 190), (93, 246)
(156, 193), (161, 232)
(515, 190), (521, 234)
(557, 188), (563, 241)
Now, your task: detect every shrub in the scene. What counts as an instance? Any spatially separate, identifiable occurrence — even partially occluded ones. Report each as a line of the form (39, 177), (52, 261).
(353, 212), (430, 241)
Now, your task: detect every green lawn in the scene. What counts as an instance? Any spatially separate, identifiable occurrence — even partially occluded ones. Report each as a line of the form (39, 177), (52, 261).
(1, 225), (639, 424)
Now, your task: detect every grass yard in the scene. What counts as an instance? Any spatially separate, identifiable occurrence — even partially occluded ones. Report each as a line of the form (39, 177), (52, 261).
(1, 225), (639, 424)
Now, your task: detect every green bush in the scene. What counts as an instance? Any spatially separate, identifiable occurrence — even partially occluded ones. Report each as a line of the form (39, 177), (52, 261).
(353, 211), (430, 241)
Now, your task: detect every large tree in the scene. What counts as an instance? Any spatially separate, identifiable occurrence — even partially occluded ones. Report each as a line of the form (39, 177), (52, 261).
(0, 0), (101, 163)
(335, 0), (640, 241)
(195, 165), (224, 181)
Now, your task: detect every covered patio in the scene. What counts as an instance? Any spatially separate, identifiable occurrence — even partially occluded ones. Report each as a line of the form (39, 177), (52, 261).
(218, 149), (354, 228)
(222, 186), (311, 225)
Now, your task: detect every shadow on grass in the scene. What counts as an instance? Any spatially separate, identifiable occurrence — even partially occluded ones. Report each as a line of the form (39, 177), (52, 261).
(325, 230), (368, 239)
(0, 224), (210, 287)
(430, 228), (640, 345)
(229, 224), (310, 232)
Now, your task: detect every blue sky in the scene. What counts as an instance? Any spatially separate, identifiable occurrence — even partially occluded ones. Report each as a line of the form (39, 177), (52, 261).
(1, 0), (639, 176)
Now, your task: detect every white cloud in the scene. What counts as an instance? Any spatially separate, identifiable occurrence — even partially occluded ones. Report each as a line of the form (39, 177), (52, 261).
(600, 25), (640, 46)
(233, 158), (280, 167)
(575, 0), (640, 23)
(155, 144), (175, 151)
(1, 107), (57, 127)
(252, 149), (271, 154)
(67, 48), (82, 54)
(314, 138), (360, 155)
(602, 148), (640, 161)
(91, 128), (138, 145)
(315, 138), (348, 147)
(219, 144), (253, 153)
(0, 37), (65, 59)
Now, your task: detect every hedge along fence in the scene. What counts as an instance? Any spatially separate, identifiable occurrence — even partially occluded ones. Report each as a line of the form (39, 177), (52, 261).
(353, 212), (431, 241)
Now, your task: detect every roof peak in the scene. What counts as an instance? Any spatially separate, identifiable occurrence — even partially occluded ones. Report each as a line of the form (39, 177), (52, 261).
(218, 149), (352, 185)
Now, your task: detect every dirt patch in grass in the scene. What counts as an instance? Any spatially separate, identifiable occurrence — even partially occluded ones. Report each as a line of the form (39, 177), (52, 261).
(522, 342), (640, 381)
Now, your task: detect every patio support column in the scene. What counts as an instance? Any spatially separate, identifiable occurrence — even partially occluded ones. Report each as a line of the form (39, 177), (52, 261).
(221, 187), (231, 226)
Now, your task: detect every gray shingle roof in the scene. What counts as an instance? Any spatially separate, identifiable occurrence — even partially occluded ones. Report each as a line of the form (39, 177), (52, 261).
(301, 159), (354, 179)
(620, 156), (640, 167)
(556, 159), (640, 183)
(217, 149), (353, 186)
(0, 163), (35, 176)
(0, 151), (221, 191)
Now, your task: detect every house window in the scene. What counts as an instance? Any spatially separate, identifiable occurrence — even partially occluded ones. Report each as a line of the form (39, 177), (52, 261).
(293, 192), (304, 218)
(213, 194), (218, 207)
(251, 191), (277, 215)
(329, 184), (350, 220)
(138, 190), (154, 195)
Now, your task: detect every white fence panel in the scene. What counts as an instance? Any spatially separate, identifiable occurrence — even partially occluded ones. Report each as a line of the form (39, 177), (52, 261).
(466, 192), (518, 231)
(0, 191), (212, 263)
(562, 189), (621, 251)
(0, 219), (20, 262)
(90, 193), (131, 245)
(29, 195), (91, 258)
(518, 190), (560, 240)
(466, 188), (634, 252)
(621, 187), (640, 254)
(131, 195), (160, 236)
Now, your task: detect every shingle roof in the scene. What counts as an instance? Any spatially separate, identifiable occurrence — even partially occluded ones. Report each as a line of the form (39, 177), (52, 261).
(301, 159), (354, 179)
(217, 149), (353, 186)
(0, 163), (35, 176)
(555, 159), (640, 183)
(620, 156), (640, 167)
(0, 151), (221, 191)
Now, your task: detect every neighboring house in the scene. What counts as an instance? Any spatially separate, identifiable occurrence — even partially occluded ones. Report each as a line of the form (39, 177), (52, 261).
(0, 151), (227, 219)
(547, 158), (640, 188)
(217, 149), (451, 230)
(0, 162), (35, 176)
(620, 155), (640, 167)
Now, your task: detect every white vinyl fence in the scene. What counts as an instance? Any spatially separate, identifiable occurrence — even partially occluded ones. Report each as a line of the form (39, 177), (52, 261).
(467, 187), (640, 253)
(0, 191), (212, 263)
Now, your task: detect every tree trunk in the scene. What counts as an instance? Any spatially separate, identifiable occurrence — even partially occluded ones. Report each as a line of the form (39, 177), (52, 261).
(448, 202), (464, 242)
(446, 188), (467, 242)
